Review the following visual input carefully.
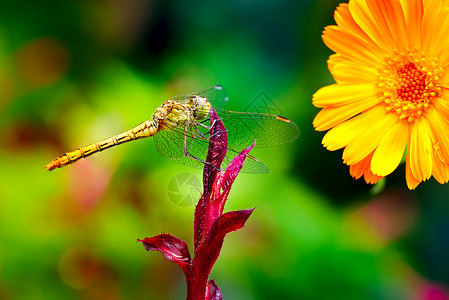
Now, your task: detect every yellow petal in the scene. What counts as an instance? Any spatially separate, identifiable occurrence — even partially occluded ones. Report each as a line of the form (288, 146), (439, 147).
(423, 4), (449, 61)
(409, 118), (433, 181)
(366, 0), (408, 49)
(349, 150), (383, 184)
(364, 168), (383, 184)
(349, 158), (367, 179)
(327, 54), (377, 84)
(322, 106), (380, 151)
(426, 109), (449, 164)
(434, 97), (449, 122)
(400, 0), (423, 48)
(313, 95), (380, 131)
(334, 3), (377, 48)
(432, 150), (449, 184)
(322, 26), (383, 67)
(421, 0), (449, 57)
(330, 62), (377, 84)
(371, 120), (409, 176)
(405, 146), (421, 190)
(312, 83), (376, 108)
(441, 76), (449, 89)
(343, 106), (396, 165)
(349, 0), (396, 50)
(327, 53), (355, 70)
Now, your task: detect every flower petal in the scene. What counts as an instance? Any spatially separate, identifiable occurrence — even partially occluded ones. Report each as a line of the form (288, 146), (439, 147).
(334, 3), (381, 50)
(343, 106), (397, 165)
(312, 83), (376, 108)
(427, 108), (449, 164)
(409, 118), (433, 181)
(322, 25), (383, 67)
(400, 0), (423, 48)
(366, 0), (408, 49)
(349, 150), (383, 184)
(432, 152), (449, 185)
(314, 95), (380, 131)
(349, 0), (396, 50)
(329, 59), (377, 84)
(434, 97), (449, 122)
(421, 0), (449, 59)
(405, 146), (421, 190)
(349, 152), (370, 180)
(371, 120), (409, 176)
(434, 13), (449, 64)
(364, 168), (383, 184)
(322, 105), (383, 151)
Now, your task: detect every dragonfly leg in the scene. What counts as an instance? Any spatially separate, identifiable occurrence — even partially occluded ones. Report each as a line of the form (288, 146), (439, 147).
(183, 125), (203, 160)
(197, 120), (211, 128)
(192, 122), (211, 140)
(204, 118), (227, 139)
(182, 125), (221, 172)
(194, 119), (227, 140)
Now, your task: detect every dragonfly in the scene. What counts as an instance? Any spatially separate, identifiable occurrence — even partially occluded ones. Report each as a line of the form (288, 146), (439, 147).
(45, 85), (299, 173)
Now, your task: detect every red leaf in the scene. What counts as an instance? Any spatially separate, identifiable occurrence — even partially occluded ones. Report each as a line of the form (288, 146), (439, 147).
(195, 108), (228, 249)
(202, 108), (228, 195)
(209, 141), (256, 217)
(191, 209), (255, 299)
(138, 234), (192, 276)
(206, 279), (223, 300)
(221, 141), (255, 193)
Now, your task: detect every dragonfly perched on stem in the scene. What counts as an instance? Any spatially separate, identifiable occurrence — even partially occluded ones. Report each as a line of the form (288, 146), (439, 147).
(45, 85), (299, 173)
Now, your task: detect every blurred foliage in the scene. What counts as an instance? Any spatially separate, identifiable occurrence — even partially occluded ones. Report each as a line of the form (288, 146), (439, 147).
(1, 0), (449, 299)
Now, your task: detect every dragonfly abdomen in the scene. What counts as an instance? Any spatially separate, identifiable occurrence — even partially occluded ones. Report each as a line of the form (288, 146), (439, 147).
(45, 120), (159, 171)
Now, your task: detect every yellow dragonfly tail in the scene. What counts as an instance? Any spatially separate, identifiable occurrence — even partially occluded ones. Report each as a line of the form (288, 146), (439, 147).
(45, 120), (159, 171)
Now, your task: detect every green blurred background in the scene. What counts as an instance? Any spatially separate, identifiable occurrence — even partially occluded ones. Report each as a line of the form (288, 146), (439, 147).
(1, 0), (449, 299)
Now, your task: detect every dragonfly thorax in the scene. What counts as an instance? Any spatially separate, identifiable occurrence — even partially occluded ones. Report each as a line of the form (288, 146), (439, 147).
(158, 97), (209, 130)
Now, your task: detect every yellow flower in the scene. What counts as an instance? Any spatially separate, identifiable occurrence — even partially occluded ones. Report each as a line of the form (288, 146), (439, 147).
(313, 0), (449, 190)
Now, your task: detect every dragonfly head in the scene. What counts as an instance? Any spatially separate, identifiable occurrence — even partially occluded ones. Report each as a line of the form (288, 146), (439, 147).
(192, 95), (211, 120)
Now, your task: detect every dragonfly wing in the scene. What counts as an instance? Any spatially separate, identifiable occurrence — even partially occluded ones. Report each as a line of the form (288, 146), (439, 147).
(169, 85), (228, 109)
(153, 125), (206, 170)
(169, 86), (299, 148)
(195, 85), (229, 109)
(221, 145), (269, 174)
(153, 123), (268, 173)
(214, 108), (300, 148)
(170, 93), (192, 104)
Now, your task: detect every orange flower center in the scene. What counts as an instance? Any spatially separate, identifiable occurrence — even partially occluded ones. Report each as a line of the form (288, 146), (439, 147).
(377, 50), (442, 123)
